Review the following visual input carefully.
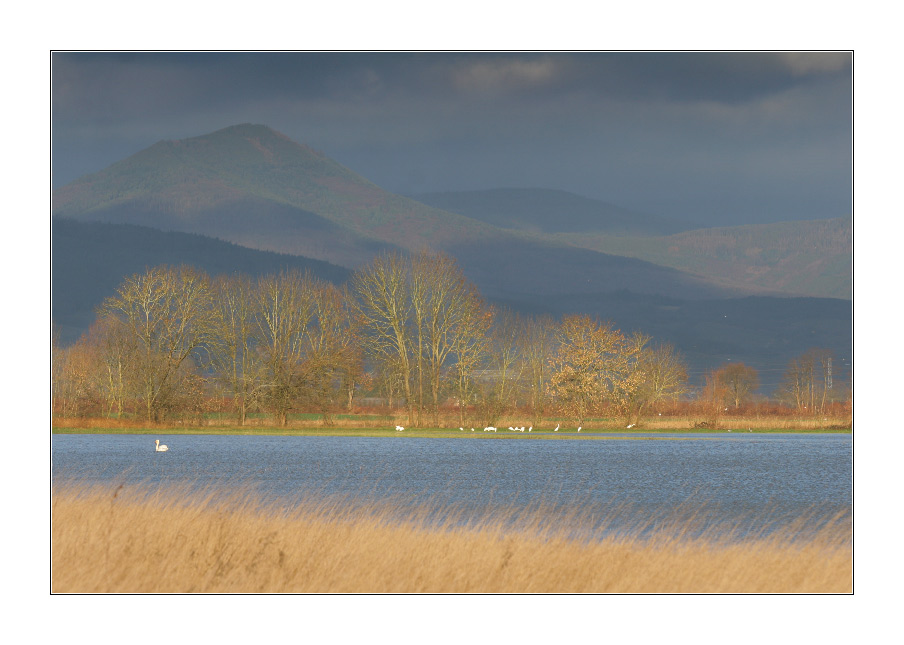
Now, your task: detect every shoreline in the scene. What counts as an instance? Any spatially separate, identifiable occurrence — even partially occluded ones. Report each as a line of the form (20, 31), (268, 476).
(51, 425), (852, 437)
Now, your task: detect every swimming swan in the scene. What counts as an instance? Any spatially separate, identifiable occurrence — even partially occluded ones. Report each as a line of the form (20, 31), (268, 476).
(155, 439), (168, 452)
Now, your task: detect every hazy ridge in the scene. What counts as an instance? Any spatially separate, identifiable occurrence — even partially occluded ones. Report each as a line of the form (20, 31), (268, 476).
(411, 188), (692, 236)
(412, 188), (851, 300)
(556, 218), (852, 300)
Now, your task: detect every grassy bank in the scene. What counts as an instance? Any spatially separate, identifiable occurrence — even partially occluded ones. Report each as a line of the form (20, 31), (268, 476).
(51, 484), (852, 593)
(51, 415), (851, 437)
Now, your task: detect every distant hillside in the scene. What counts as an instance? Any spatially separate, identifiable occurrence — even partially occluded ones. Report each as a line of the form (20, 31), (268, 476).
(52, 124), (499, 267)
(411, 188), (690, 236)
(556, 218), (852, 299)
(52, 218), (350, 344)
(51, 124), (757, 304)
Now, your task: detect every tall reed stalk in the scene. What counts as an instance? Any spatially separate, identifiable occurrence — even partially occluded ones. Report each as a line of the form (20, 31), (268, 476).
(51, 483), (851, 593)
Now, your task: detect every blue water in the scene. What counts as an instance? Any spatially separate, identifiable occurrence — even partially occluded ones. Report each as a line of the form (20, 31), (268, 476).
(51, 433), (852, 538)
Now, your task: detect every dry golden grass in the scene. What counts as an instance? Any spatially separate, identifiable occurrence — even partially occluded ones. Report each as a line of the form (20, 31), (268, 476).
(51, 484), (851, 593)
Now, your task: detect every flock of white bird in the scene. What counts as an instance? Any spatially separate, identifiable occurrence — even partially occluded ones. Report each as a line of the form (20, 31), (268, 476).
(155, 420), (651, 451)
(451, 424), (589, 433)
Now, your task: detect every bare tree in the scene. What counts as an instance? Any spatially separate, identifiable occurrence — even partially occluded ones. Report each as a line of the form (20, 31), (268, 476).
(450, 295), (493, 428)
(372, 355), (406, 411)
(90, 315), (136, 419)
(101, 266), (215, 422)
(351, 252), (415, 424)
(56, 333), (101, 418)
(411, 251), (484, 427)
(479, 308), (524, 425)
(618, 339), (688, 425)
(333, 285), (366, 412)
(780, 348), (837, 414)
(519, 314), (556, 429)
(699, 368), (730, 427)
(303, 282), (363, 425)
(409, 252), (428, 426)
(254, 270), (316, 426)
(209, 274), (262, 425)
(715, 362), (759, 409)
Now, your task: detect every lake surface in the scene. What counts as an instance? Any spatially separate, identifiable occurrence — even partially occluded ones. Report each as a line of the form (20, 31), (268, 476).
(52, 433), (852, 539)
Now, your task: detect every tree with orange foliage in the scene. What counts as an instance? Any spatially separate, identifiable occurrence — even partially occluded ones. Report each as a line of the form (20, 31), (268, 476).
(547, 315), (641, 427)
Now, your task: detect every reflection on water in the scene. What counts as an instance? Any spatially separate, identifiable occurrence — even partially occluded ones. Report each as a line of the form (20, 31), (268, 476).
(52, 433), (851, 539)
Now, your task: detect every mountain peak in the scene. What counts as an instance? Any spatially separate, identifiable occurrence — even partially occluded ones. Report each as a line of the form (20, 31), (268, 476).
(215, 122), (277, 135)
(155, 123), (326, 162)
(196, 123), (297, 145)
(51, 124), (493, 264)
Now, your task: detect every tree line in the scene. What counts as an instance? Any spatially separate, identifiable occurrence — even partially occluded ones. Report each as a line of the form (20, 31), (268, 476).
(51, 252), (850, 427)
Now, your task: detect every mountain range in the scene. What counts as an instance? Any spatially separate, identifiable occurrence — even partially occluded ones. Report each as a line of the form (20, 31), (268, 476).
(51, 124), (852, 391)
(412, 188), (851, 300)
(410, 188), (692, 236)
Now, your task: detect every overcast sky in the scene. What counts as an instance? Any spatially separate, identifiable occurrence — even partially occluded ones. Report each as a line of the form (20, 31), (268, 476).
(51, 51), (851, 226)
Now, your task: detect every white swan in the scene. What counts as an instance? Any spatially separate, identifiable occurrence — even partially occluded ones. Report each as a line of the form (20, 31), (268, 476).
(155, 439), (168, 452)
(396, 425), (404, 432)
(554, 424), (559, 432)
(577, 426), (581, 432)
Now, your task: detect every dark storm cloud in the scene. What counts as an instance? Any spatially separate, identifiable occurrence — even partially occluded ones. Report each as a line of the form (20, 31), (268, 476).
(52, 51), (850, 119)
(51, 51), (852, 225)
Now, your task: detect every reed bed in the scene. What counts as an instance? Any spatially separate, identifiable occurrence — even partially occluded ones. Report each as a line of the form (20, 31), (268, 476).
(51, 483), (851, 593)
